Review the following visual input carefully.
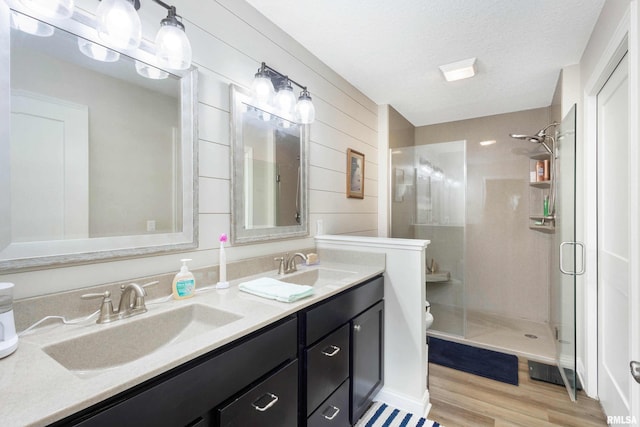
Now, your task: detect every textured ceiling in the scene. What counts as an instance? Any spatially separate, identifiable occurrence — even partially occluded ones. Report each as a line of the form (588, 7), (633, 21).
(245, 0), (606, 126)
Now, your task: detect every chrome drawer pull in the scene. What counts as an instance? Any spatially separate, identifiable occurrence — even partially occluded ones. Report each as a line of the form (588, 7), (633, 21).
(321, 345), (340, 357)
(322, 405), (340, 420)
(252, 392), (279, 412)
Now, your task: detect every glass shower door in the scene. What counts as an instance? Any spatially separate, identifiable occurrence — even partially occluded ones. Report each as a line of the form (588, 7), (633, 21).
(390, 142), (466, 337)
(554, 104), (579, 401)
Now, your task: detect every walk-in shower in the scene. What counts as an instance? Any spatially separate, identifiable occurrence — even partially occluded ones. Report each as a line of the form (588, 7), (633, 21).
(390, 133), (557, 364)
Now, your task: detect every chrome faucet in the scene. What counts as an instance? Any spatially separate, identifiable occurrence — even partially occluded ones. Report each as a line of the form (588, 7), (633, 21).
(286, 253), (307, 273)
(81, 281), (158, 324)
(118, 282), (147, 319)
(274, 253), (308, 275)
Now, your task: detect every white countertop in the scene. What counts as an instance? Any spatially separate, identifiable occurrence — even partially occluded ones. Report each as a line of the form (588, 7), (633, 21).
(0, 262), (384, 427)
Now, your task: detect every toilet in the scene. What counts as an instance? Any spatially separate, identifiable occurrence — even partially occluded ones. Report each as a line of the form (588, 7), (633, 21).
(425, 300), (434, 330)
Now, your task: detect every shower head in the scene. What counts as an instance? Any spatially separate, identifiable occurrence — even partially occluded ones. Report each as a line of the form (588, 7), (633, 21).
(509, 133), (546, 144)
(509, 122), (559, 154)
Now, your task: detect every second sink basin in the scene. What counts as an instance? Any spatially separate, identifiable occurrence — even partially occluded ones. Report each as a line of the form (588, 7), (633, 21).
(43, 304), (242, 376)
(280, 267), (357, 287)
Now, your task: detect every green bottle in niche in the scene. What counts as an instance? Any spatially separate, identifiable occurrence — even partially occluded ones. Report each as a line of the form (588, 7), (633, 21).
(543, 195), (549, 217)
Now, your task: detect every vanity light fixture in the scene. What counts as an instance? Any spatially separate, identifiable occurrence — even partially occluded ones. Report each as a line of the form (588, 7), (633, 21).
(17, 0), (75, 20)
(439, 57), (477, 82)
(251, 62), (316, 124)
(96, 0), (192, 69)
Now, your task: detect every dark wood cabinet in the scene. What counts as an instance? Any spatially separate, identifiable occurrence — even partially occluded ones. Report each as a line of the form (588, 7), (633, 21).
(300, 275), (384, 426)
(350, 301), (384, 424)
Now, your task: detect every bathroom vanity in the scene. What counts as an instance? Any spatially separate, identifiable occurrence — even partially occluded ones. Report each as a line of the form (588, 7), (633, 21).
(0, 255), (384, 427)
(48, 276), (383, 427)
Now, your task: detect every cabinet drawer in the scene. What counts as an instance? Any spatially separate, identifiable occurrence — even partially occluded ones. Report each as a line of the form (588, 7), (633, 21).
(218, 359), (298, 427)
(307, 379), (350, 427)
(306, 323), (350, 415)
(305, 275), (383, 346)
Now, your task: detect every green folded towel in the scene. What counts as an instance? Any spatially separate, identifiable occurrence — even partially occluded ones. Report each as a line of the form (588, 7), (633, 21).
(238, 277), (314, 303)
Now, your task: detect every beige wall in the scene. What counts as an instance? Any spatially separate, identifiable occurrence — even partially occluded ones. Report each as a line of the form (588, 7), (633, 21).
(3, 0), (379, 299)
(389, 105), (415, 149)
(415, 108), (553, 322)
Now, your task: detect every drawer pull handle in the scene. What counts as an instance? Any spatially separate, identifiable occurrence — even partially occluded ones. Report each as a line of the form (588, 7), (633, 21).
(323, 405), (340, 420)
(252, 393), (279, 412)
(321, 345), (341, 357)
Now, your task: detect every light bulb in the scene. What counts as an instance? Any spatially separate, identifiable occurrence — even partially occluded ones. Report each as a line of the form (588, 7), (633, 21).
(295, 90), (315, 124)
(77, 38), (120, 62)
(155, 8), (192, 70)
(10, 11), (54, 37)
(17, 0), (74, 20)
(274, 82), (296, 115)
(155, 25), (192, 70)
(96, 0), (141, 50)
(251, 74), (275, 105)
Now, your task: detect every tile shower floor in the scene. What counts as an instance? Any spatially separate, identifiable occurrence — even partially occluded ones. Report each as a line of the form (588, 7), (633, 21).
(427, 302), (556, 364)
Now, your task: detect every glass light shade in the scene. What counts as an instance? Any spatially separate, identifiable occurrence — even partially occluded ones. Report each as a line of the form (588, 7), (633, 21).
(77, 38), (120, 62)
(96, 0), (141, 50)
(135, 60), (169, 80)
(155, 24), (192, 70)
(10, 11), (54, 37)
(295, 94), (315, 124)
(251, 74), (275, 105)
(274, 84), (296, 115)
(17, 0), (74, 20)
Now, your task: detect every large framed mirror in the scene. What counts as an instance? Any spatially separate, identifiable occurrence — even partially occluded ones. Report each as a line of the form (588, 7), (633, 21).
(0, 4), (198, 272)
(230, 84), (309, 244)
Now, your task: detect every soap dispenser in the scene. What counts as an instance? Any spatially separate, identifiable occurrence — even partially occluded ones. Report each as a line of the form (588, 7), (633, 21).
(172, 259), (196, 300)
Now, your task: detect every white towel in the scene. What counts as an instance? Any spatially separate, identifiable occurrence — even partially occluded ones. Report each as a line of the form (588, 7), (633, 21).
(238, 277), (314, 303)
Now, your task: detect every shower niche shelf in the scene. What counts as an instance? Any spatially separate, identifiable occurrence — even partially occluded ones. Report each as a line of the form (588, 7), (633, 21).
(528, 152), (555, 233)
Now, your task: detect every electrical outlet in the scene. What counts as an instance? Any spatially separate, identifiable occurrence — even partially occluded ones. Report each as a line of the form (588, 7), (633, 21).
(146, 220), (156, 232)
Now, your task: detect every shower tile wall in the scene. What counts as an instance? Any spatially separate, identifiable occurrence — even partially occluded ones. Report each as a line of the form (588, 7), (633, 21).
(415, 108), (553, 323)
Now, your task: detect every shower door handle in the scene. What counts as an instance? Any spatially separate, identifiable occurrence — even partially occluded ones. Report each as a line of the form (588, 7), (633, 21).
(559, 241), (585, 275)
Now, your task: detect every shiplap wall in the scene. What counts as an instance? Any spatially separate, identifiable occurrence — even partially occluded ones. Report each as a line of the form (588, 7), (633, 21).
(3, 0), (380, 299)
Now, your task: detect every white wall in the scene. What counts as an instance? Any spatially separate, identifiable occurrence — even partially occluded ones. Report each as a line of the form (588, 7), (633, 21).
(1, 0), (379, 299)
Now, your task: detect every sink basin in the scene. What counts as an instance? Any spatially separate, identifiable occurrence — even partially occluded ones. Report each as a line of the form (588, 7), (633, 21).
(280, 268), (357, 287)
(43, 304), (242, 375)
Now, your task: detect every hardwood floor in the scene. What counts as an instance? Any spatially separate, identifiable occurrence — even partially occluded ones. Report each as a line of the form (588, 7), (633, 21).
(427, 359), (608, 426)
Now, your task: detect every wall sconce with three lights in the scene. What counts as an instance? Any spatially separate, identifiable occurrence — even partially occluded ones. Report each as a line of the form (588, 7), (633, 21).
(10, 0), (192, 76)
(251, 62), (316, 125)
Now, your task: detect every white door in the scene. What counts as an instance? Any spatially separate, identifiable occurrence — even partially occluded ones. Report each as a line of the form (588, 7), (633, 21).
(10, 91), (89, 241)
(597, 53), (636, 423)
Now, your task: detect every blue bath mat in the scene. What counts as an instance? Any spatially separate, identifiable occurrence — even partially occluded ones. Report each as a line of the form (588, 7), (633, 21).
(428, 337), (519, 385)
(355, 402), (441, 427)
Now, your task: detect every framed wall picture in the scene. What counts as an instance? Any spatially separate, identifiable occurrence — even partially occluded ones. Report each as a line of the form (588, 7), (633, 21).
(346, 148), (365, 199)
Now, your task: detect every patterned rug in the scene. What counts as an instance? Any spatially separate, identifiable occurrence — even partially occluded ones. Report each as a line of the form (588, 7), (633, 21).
(355, 402), (442, 427)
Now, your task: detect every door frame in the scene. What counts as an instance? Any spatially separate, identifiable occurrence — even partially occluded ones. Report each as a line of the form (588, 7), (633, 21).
(583, 3), (640, 418)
